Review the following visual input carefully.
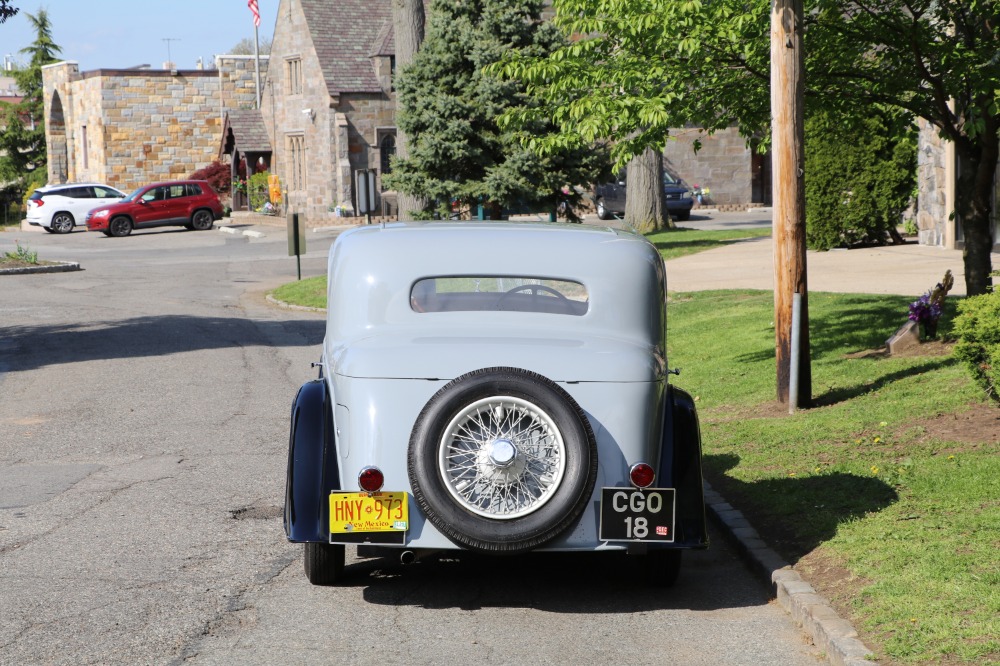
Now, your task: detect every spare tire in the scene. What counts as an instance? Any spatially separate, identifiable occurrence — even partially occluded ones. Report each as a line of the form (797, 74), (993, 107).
(408, 367), (597, 554)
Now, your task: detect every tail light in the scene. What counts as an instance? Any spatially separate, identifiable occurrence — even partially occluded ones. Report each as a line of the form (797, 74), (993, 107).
(629, 462), (655, 488)
(358, 466), (384, 492)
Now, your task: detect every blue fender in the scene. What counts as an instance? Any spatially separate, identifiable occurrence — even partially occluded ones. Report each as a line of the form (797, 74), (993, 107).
(656, 384), (709, 549)
(284, 378), (340, 543)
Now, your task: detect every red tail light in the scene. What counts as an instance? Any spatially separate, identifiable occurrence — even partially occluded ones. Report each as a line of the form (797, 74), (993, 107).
(629, 462), (655, 488)
(358, 466), (384, 492)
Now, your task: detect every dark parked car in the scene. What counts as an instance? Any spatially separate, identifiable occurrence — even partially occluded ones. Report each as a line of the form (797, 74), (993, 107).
(593, 171), (694, 221)
(85, 180), (223, 237)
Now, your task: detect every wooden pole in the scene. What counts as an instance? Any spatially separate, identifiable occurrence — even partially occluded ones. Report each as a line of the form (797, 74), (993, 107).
(771, 0), (811, 406)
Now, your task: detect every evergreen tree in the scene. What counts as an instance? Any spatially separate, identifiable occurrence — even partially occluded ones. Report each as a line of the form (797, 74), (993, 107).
(384, 0), (607, 219)
(0, 9), (60, 192)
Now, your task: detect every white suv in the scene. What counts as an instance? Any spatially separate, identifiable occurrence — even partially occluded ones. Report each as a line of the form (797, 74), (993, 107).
(26, 183), (125, 234)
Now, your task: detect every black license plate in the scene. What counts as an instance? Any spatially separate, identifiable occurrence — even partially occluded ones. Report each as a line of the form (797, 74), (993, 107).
(599, 488), (676, 542)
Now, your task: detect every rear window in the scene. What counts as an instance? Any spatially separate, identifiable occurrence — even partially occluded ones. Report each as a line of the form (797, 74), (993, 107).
(29, 191), (45, 201)
(410, 276), (588, 316)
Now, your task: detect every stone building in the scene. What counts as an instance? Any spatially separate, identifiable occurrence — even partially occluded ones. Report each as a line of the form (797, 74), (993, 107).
(41, 56), (268, 193)
(261, 0), (400, 221)
(663, 127), (771, 208)
(915, 119), (999, 250)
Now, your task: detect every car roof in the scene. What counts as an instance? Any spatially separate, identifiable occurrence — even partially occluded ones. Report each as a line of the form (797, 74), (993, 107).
(326, 221), (668, 352)
(39, 182), (119, 191)
(139, 180), (209, 188)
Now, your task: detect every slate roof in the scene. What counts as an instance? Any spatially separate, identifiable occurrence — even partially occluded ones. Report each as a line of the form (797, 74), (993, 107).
(301, 0), (392, 95)
(222, 109), (272, 154)
(369, 20), (395, 58)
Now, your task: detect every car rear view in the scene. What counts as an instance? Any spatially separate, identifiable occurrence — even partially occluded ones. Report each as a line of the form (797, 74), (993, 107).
(284, 222), (708, 588)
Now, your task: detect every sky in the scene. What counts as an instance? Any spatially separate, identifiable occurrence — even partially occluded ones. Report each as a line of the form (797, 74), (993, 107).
(2, 1), (278, 73)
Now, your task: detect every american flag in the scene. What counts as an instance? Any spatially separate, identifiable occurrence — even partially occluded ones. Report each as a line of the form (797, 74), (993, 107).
(247, 0), (260, 27)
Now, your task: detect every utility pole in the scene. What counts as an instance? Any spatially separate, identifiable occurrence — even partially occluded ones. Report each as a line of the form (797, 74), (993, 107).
(771, 0), (811, 408)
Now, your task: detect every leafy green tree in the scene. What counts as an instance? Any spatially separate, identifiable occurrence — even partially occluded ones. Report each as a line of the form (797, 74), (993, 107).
(0, 0), (18, 23)
(499, 0), (1000, 295)
(804, 109), (917, 250)
(0, 9), (60, 191)
(384, 0), (607, 219)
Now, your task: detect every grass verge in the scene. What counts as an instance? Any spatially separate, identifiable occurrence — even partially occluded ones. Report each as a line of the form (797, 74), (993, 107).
(647, 225), (771, 260)
(667, 290), (999, 664)
(270, 275), (326, 309)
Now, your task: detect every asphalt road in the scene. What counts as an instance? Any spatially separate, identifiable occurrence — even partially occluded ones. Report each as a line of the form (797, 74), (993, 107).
(0, 222), (820, 665)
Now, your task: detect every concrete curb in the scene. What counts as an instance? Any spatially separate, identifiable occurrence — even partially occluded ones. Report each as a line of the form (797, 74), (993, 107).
(0, 261), (81, 275)
(217, 225), (264, 239)
(265, 294), (325, 313)
(704, 481), (876, 665)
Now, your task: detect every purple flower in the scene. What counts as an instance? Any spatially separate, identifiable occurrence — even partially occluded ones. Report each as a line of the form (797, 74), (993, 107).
(908, 291), (941, 325)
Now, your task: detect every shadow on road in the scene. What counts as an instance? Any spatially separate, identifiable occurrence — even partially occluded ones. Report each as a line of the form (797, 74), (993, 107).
(345, 524), (771, 613)
(2, 315), (325, 372)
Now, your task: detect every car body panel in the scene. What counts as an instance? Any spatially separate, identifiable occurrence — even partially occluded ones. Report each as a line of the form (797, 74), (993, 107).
(85, 180), (223, 233)
(25, 183), (125, 229)
(593, 171), (694, 220)
(285, 221), (707, 557)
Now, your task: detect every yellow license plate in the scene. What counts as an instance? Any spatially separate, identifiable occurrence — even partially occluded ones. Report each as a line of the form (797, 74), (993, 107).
(329, 492), (408, 534)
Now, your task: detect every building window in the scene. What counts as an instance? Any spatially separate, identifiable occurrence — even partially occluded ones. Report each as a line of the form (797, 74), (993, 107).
(286, 57), (302, 95)
(81, 125), (88, 169)
(379, 133), (396, 182)
(287, 134), (305, 192)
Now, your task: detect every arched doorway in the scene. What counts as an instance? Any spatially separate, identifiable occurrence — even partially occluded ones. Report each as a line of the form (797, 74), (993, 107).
(48, 91), (68, 183)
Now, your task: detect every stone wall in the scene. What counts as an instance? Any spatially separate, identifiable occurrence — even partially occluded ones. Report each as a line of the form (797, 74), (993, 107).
(42, 60), (256, 193)
(263, 0), (332, 221)
(217, 55), (269, 115)
(663, 126), (757, 206)
(915, 119), (951, 247)
(264, 0), (397, 221)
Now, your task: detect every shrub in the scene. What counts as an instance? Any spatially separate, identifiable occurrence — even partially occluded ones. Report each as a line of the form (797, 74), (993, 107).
(189, 160), (232, 194)
(953, 280), (1000, 402)
(804, 109), (916, 250)
(247, 171), (271, 211)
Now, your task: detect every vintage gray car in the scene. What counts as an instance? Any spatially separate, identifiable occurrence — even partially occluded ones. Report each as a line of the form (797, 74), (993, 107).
(285, 221), (707, 586)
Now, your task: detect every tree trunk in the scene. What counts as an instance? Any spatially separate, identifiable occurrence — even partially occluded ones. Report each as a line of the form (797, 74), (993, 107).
(956, 134), (998, 296)
(624, 147), (669, 233)
(392, 0), (426, 218)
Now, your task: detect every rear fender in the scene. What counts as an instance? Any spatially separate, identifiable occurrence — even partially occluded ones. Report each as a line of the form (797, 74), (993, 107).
(284, 378), (340, 542)
(656, 384), (709, 548)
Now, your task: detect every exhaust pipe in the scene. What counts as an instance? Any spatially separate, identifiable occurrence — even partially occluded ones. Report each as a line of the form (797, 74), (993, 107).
(400, 550), (417, 565)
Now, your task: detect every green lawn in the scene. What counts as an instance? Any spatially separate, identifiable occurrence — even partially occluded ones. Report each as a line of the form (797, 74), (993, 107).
(667, 290), (998, 664)
(647, 225), (771, 260)
(270, 275), (326, 309)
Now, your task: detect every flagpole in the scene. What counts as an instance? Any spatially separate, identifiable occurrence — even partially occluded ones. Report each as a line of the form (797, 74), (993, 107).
(253, 22), (261, 109)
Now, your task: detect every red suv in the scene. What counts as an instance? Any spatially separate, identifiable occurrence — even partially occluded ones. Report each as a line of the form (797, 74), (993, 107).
(86, 180), (224, 237)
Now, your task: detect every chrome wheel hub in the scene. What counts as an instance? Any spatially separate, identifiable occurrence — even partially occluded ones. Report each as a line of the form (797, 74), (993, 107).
(439, 397), (566, 519)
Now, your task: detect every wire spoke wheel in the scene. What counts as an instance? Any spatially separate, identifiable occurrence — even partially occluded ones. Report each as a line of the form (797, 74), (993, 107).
(439, 396), (566, 519)
(408, 367), (597, 554)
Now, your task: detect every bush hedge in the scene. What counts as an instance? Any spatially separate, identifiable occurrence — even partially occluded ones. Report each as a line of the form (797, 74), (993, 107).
(804, 110), (916, 250)
(189, 160), (231, 195)
(953, 280), (1000, 402)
